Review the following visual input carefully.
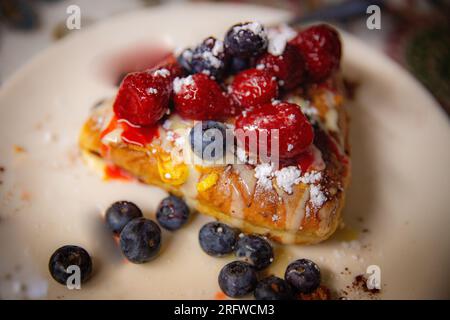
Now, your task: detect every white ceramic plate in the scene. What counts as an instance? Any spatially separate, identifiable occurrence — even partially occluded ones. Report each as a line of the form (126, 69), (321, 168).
(0, 3), (449, 300)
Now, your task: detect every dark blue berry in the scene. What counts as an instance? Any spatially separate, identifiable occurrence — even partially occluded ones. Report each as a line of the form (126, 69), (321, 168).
(184, 37), (227, 79)
(218, 261), (257, 297)
(177, 48), (194, 73)
(156, 195), (190, 231)
(235, 234), (274, 270)
(199, 222), (238, 256)
(285, 259), (321, 294)
(224, 22), (268, 58)
(105, 201), (143, 235)
(230, 56), (251, 74)
(189, 121), (228, 161)
(49, 245), (92, 285)
(254, 276), (294, 300)
(119, 218), (161, 263)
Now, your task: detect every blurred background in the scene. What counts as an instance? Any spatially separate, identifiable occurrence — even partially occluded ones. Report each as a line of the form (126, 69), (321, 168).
(0, 0), (449, 114)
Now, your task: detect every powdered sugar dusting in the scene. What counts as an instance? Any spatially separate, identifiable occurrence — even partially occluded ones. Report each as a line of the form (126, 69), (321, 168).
(300, 170), (322, 184)
(146, 87), (158, 94)
(152, 68), (170, 78)
(211, 39), (224, 56)
(182, 49), (193, 62)
(310, 184), (327, 208)
(233, 22), (266, 38)
(254, 162), (274, 190)
(173, 75), (194, 94)
(274, 166), (301, 194)
(201, 51), (222, 69)
(267, 24), (297, 56)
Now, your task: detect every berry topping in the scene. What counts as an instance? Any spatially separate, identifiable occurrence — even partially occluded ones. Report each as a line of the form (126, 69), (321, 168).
(225, 22), (268, 58)
(285, 258), (321, 294)
(254, 276), (294, 300)
(119, 218), (161, 263)
(105, 201), (143, 235)
(189, 121), (228, 161)
(229, 56), (251, 74)
(235, 234), (274, 270)
(218, 261), (257, 298)
(199, 222), (238, 256)
(179, 37), (227, 79)
(113, 70), (171, 126)
(229, 68), (278, 108)
(256, 44), (305, 90)
(154, 54), (184, 80)
(290, 24), (341, 82)
(49, 245), (93, 285)
(173, 73), (232, 120)
(156, 195), (190, 231)
(177, 48), (194, 73)
(235, 102), (314, 158)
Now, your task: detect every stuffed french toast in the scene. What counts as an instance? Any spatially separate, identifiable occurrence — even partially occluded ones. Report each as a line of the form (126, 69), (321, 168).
(79, 22), (350, 244)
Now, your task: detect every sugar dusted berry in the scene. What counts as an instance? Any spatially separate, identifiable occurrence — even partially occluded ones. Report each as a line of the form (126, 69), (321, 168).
(113, 70), (171, 126)
(290, 24), (341, 82)
(256, 44), (305, 90)
(235, 102), (314, 159)
(229, 68), (278, 108)
(224, 22), (268, 58)
(177, 48), (194, 73)
(183, 37), (227, 79)
(173, 73), (232, 120)
(154, 54), (184, 80)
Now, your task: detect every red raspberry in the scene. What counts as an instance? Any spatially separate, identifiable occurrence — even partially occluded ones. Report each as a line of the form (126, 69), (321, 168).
(173, 73), (232, 120)
(229, 68), (278, 108)
(235, 102), (314, 159)
(256, 44), (305, 90)
(290, 24), (341, 83)
(154, 54), (184, 80)
(113, 70), (171, 126)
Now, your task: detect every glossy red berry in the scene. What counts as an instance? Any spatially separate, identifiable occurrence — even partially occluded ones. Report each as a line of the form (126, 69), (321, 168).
(173, 73), (232, 120)
(256, 44), (305, 90)
(290, 24), (341, 83)
(113, 70), (172, 126)
(154, 54), (184, 80)
(229, 68), (278, 108)
(235, 102), (314, 159)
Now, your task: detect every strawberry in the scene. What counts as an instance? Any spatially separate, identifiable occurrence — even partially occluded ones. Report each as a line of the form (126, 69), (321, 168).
(173, 73), (233, 120)
(113, 70), (172, 126)
(235, 102), (314, 159)
(229, 68), (278, 109)
(256, 44), (305, 90)
(289, 24), (341, 83)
